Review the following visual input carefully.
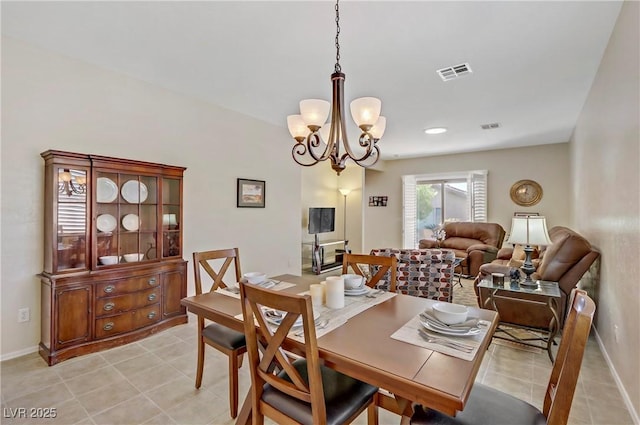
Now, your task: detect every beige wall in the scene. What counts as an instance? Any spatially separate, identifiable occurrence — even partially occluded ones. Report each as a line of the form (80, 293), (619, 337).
(571, 0), (640, 418)
(1, 37), (302, 358)
(363, 143), (571, 251)
(300, 162), (363, 269)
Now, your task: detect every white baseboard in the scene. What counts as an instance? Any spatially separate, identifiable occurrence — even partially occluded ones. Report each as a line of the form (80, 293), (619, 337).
(593, 327), (640, 425)
(0, 345), (39, 362)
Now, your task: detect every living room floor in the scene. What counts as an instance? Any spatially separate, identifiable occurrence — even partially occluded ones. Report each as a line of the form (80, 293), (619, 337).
(0, 278), (634, 425)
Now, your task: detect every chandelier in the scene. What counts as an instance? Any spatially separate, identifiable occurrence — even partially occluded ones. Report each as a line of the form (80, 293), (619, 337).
(58, 169), (86, 196)
(287, 0), (386, 175)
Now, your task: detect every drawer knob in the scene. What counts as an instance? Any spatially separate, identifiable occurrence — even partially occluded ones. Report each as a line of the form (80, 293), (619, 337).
(147, 311), (157, 319)
(103, 302), (115, 311)
(148, 278), (157, 285)
(103, 322), (114, 331)
(104, 285), (115, 293)
(148, 293), (157, 301)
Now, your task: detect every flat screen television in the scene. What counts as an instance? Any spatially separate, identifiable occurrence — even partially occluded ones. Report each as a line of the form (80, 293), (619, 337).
(308, 207), (336, 234)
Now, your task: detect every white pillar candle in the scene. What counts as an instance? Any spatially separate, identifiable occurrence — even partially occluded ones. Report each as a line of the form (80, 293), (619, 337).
(310, 284), (324, 306)
(320, 281), (327, 304)
(325, 276), (344, 309)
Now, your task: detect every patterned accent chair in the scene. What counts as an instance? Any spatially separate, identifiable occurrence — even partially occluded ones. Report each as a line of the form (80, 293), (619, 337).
(369, 248), (456, 302)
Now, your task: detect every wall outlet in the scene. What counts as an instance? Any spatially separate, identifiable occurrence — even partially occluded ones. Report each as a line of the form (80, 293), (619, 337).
(18, 308), (30, 323)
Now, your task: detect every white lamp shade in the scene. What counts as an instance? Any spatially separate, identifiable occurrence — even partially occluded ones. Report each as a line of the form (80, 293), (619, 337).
(507, 216), (552, 246)
(350, 97), (382, 127)
(339, 188), (351, 196)
(287, 115), (310, 139)
(300, 99), (330, 128)
(369, 116), (386, 139)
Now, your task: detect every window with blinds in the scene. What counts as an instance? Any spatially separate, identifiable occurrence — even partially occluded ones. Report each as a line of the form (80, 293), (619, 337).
(402, 170), (488, 248)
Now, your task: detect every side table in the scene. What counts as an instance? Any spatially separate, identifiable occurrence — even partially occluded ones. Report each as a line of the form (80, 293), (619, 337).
(477, 279), (561, 362)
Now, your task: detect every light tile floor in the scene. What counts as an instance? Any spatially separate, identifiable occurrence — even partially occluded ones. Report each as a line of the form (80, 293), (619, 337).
(1, 280), (635, 425)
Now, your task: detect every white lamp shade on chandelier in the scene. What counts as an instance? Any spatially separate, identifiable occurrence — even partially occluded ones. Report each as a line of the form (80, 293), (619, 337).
(299, 99), (331, 129)
(507, 216), (552, 246)
(349, 97), (382, 129)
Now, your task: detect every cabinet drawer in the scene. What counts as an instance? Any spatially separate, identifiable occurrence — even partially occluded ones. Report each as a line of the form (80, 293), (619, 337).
(96, 275), (160, 297)
(95, 287), (160, 317)
(95, 304), (161, 339)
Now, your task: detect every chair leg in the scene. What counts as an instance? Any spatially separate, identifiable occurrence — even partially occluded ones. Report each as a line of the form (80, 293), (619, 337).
(229, 350), (240, 419)
(367, 393), (379, 425)
(195, 336), (205, 389)
(237, 351), (244, 369)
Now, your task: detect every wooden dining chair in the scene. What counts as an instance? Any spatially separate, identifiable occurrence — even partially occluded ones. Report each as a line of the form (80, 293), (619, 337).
(239, 281), (380, 425)
(411, 289), (595, 425)
(193, 248), (247, 419)
(342, 253), (397, 292)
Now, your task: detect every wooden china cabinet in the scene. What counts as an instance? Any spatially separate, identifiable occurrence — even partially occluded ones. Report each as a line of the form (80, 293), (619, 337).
(39, 150), (188, 365)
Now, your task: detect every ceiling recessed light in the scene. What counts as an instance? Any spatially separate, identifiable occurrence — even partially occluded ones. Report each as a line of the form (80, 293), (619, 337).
(424, 127), (447, 135)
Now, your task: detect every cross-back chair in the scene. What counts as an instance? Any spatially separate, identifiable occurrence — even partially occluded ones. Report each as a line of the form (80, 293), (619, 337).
(239, 281), (380, 425)
(411, 289), (596, 425)
(342, 253), (397, 292)
(193, 248), (247, 419)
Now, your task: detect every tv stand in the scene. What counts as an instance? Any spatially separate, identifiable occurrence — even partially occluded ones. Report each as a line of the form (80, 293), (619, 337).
(306, 235), (350, 275)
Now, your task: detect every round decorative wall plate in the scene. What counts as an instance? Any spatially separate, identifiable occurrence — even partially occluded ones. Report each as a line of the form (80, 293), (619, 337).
(510, 179), (543, 207)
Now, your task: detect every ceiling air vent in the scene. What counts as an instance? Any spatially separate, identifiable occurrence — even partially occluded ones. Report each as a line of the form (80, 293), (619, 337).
(480, 122), (501, 130)
(437, 63), (472, 81)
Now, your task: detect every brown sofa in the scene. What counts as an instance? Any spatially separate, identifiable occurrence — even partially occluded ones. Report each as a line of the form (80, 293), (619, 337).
(474, 226), (599, 329)
(419, 222), (506, 277)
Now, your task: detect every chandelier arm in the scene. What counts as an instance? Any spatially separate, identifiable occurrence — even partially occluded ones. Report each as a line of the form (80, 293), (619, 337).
(307, 132), (333, 162)
(347, 133), (379, 163)
(291, 142), (321, 167)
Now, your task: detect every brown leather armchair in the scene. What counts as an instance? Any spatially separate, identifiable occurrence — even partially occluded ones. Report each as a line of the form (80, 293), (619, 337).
(419, 222), (506, 277)
(474, 226), (599, 329)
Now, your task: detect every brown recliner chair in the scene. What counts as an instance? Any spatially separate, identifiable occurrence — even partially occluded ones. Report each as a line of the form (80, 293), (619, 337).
(419, 222), (506, 277)
(474, 226), (599, 329)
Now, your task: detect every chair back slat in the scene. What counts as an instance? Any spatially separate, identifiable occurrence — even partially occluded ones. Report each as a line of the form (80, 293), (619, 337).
(240, 282), (327, 424)
(193, 248), (241, 294)
(342, 253), (397, 291)
(543, 289), (595, 425)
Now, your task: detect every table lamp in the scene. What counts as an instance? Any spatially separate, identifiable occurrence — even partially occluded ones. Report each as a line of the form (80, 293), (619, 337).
(506, 215), (552, 286)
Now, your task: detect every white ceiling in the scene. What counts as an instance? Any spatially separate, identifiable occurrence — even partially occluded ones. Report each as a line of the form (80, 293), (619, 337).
(2, 1), (623, 160)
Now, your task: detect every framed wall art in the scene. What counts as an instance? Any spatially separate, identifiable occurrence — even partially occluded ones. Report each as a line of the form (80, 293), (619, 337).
(237, 178), (265, 208)
(369, 196), (388, 207)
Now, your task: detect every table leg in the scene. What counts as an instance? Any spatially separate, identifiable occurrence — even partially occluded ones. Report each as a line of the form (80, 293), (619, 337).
(546, 298), (560, 363)
(392, 394), (414, 425)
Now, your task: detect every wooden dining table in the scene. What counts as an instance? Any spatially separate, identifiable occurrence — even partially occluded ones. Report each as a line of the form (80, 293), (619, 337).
(180, 274), (499, 425)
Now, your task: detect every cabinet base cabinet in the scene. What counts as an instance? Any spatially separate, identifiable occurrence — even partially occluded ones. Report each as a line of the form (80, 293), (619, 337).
(39, 261), (188, 366)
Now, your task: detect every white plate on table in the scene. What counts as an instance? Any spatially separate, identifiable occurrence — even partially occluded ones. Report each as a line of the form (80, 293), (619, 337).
(121, 180), (148, 204)
(420, 320), (481, 337)
(97, 178), (118, 203)
(263, 308), (317, 327)
(121, 213), (140, 231)
(96, 214), (117, 232)
(344, 287), (369, 296)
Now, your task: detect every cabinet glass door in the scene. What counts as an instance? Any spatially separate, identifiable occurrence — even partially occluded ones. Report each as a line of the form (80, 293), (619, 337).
(162, 178), (181, 258)
(95, 172), (158, 266)
(56, 167), (89, 272)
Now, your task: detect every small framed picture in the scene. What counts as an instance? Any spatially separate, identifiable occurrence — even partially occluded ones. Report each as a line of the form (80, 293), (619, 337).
(237, 178), (265, 208)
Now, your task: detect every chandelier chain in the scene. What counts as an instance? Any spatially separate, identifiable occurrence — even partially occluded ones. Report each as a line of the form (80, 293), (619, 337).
(334, 0), (341, 73)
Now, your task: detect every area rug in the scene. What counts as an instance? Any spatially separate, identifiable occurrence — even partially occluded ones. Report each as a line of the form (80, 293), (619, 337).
(452, 278), (479, 307)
